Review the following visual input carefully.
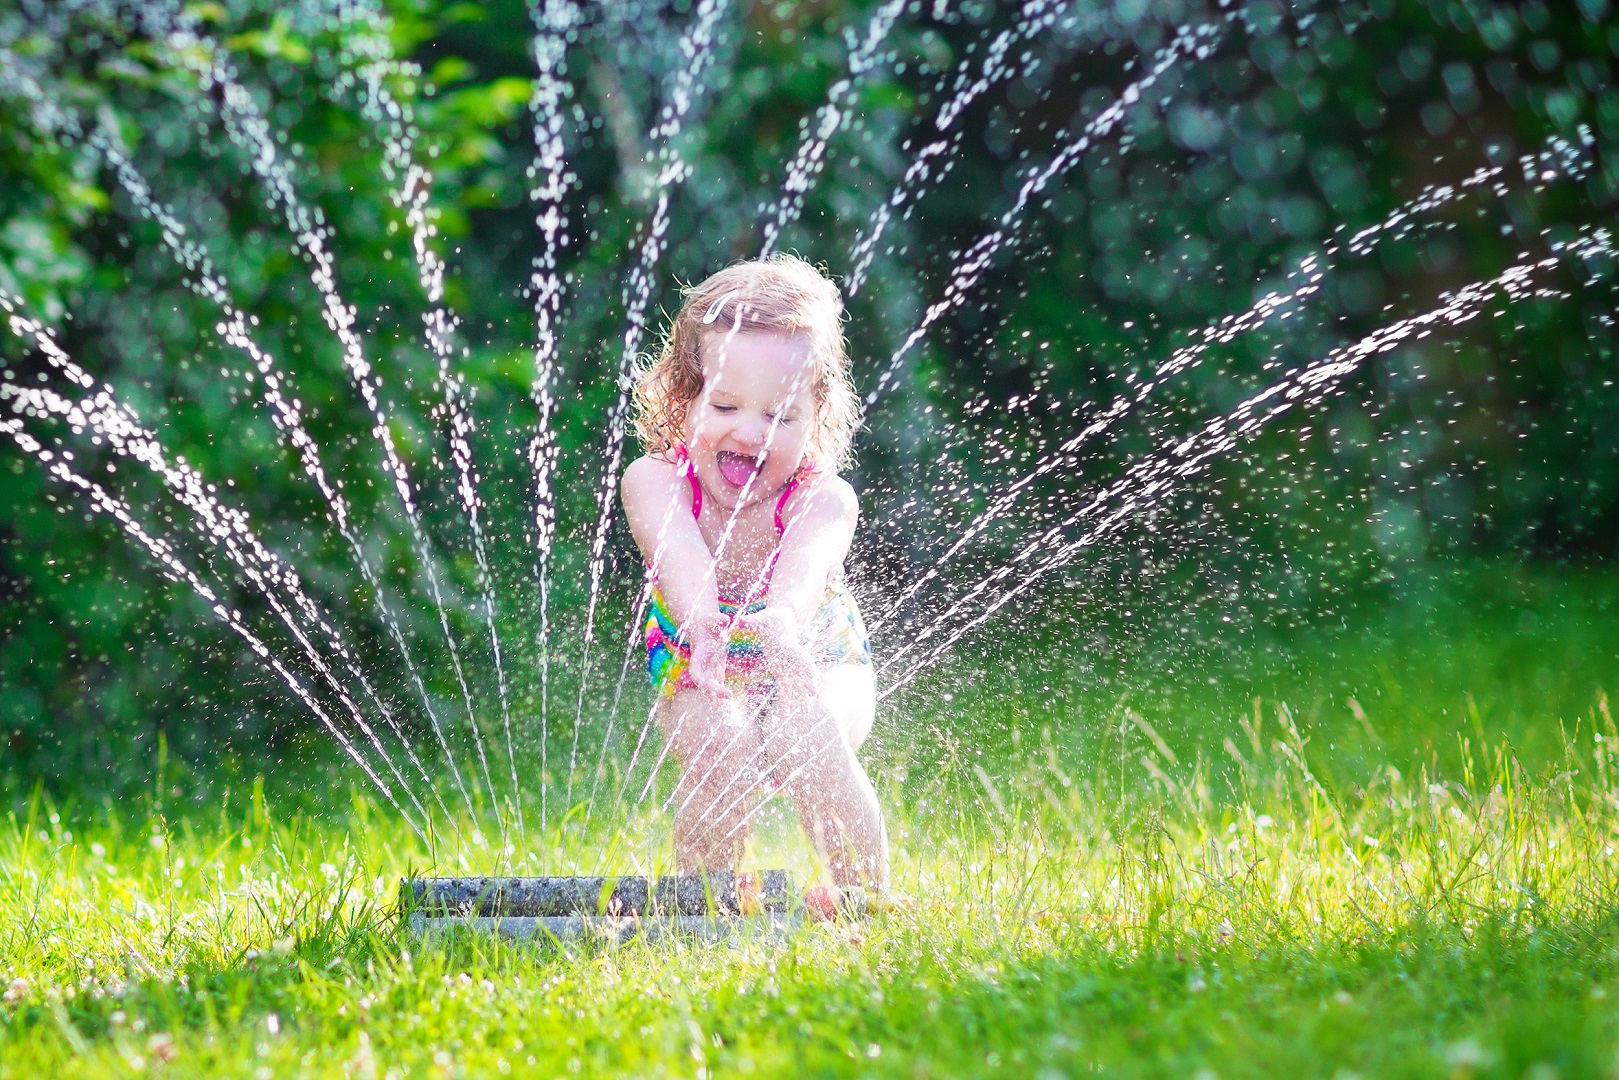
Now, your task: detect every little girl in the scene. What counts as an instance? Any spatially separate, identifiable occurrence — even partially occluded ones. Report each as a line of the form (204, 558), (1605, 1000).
(621, 254), (888, 892)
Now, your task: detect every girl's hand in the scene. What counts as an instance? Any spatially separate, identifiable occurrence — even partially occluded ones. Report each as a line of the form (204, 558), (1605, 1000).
(685, 612), (732, 700)
(747, 607), (817, 699)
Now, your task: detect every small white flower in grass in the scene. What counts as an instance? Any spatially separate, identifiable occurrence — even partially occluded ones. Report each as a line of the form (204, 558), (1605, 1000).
(3, 978), (27, 1004)
(146, 1033), (176, 1063)
(1216, 919), (1234, 943)
(1443, 1038), (1489, 1070)
(1334, 990), (1354, 1005)
(90, 842), (106, 858)
(265, 1013), (280, 1035)
(349, 1031), (378, 1080)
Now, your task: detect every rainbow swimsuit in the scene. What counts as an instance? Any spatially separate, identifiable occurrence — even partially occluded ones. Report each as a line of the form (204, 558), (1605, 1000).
(644, 452), (872, 698)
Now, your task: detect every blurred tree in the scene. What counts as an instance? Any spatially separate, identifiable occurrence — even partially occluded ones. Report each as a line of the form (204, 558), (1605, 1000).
(0, 0), (1612, 792)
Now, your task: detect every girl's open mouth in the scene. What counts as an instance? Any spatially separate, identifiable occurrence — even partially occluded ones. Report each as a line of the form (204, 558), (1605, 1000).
(715, 450), (762, 488)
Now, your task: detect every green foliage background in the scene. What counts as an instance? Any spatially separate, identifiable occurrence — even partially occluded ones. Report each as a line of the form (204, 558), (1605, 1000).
(0, 0), (1614, 792)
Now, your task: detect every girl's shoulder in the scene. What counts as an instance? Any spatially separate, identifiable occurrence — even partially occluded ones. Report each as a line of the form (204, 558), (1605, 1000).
(620, 452), (684, 502)
(787, 466), (859, 525)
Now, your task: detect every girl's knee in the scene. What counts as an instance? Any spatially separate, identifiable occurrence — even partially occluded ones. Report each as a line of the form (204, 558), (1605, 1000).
(768, 706), (843, 763)
(774, 727), (857, 792)
(818, 666), (876, 748)
(659, 692), (745, 759)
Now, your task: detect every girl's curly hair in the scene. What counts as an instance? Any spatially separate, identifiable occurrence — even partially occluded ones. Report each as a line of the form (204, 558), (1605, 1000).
(631, 254), (861, 471)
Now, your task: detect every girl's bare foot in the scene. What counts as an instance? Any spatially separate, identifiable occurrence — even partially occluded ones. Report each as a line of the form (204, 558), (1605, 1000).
(735, 870), (763, 916)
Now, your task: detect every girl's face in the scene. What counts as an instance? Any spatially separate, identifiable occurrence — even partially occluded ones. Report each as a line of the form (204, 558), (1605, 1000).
(684, 330), (817, 512)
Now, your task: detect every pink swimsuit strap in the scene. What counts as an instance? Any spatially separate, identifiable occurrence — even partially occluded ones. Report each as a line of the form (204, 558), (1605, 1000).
(773, 466), (808, 535)
(676, 444), (704, 520)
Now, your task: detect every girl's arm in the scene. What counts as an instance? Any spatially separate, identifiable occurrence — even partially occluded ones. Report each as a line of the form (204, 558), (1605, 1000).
(621, 455), (729, 695)
(746, 476), (856, 694)
(765, 475), (859, 624)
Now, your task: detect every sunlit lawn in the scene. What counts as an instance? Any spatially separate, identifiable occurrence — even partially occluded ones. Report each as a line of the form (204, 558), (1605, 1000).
(2, 562), (1617, 1078)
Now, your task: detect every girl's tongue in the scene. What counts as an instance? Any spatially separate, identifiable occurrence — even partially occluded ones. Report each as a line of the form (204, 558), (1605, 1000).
(716, 450), (761, 488)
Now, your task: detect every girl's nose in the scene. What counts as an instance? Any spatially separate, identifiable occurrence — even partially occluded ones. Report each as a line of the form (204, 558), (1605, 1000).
(734, 416), (768, 448)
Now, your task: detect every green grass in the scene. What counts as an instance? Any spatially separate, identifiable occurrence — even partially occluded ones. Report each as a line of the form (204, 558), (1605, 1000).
(2, 561), (1618, 1078)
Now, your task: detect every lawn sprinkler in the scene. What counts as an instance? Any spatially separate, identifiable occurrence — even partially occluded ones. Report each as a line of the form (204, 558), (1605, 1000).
(401, 872), (868, 942)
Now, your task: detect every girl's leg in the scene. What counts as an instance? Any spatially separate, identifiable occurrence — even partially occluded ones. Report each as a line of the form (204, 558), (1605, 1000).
(762, 668), (888, 889)
(819, 664), (876, 749)
(656, 688), (765, 873)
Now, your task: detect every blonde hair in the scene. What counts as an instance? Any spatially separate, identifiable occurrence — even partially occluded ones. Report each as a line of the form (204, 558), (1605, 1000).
(632, 253), (861, 471)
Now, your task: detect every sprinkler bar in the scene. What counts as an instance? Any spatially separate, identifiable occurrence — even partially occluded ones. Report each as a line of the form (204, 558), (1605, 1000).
(402, 872), (870, 942)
